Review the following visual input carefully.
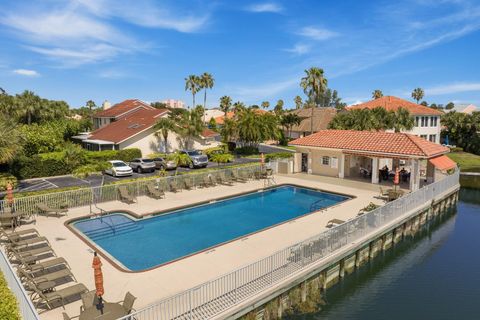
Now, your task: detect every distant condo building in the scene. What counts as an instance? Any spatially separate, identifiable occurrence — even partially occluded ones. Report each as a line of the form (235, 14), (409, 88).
(162, 99), (185, 109)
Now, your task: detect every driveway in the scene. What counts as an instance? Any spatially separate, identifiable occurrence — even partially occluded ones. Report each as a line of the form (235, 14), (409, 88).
(15, 157), (259, 194)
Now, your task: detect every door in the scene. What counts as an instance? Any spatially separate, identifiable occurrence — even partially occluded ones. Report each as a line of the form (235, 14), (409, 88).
(301, 153), (308, 172)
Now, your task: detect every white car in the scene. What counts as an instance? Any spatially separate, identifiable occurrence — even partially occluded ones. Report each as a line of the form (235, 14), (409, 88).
(105, 160), (133, 177)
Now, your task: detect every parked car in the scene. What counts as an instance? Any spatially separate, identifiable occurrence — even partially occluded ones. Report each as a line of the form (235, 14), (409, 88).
(152, 157), (177, 170)
(104, 160), (133, 177)
(129, 158), (156, 173)
(180, 150), (209, 169)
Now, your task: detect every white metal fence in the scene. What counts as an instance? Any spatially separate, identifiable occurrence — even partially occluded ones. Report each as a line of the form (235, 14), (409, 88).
(0, 164), (263, 216)
(0, 249), (41, 320)
(117, 170), (460, 320)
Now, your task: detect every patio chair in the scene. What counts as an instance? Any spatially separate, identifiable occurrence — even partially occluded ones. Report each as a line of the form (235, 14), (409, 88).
(146, 184), (164, 200)
(7, 244), (56, 262)
(18, 267), (76, 287)
(218, 172), (233, 185)
(209, 174), (217, 186)
(20, 257), (70, 273)
(115, 291), (137, 314)
(169, 179), (180, 193)
(32, 282), (88, 310)
(36, 203), (68, 217)
(240, 170), (251, 181)
(201, 175), (213, 188)
(0, 227), (39, 241)
(118, 186), (135, 204)
(5, 235), (50, 249)
(379, 187), (390, 199)
(183, 178), (194, 190)
(231, 170), (247, 183)
(80, 290), (96, 312)
(62, 312), (78, 320)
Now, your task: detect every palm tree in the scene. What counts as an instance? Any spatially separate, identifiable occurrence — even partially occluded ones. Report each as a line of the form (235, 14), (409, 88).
(16, 90), (41, 124)
(300, 67), (328, 134)
(86, 100), (96, 127)
(281, 113), (302, 138)
(411, 88), (424, 104)
(233, 101), (246, 114)
(176, 107), (204, 149)
(0, 116), (22, 163)
(370, 107), (393, 131)
(261, 101), (270, 110)
(153, 117), (176, 153)
(372, 90), (383, 99)
(294, 95), (303, 109)
(170, 152), (191, 175)
(200, 72), (214, 113)
(274, 100), (284, 116)
(219, 96), (232, 117)
(392, 107), (414, 132)
(185, 75), (201, 109)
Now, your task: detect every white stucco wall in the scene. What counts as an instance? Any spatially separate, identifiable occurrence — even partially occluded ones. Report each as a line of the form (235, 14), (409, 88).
(385, 115), (441, 144)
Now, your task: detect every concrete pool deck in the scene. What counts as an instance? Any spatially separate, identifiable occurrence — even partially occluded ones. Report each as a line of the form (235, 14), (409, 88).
(23, 174), (388, 320)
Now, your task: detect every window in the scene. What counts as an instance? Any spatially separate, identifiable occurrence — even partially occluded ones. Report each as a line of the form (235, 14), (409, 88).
(415, 117), (419, 127)
(429, 134), (436, 143)
(322, 156), (330, 166)
(420, 134), (428, 140)
(331, 157), (338, 168)
(420, 117), (425, 127)
(430, 116), (438, 127)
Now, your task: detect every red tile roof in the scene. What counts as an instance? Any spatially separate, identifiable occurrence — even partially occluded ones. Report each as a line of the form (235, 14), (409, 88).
(348, 96), (443, 116)
(89, 108), (167, 143)
(429, 155), (457, 171)
(201, 128), (220, 138)
(95, 99), (155, 118)
(289, 130), (449, 158)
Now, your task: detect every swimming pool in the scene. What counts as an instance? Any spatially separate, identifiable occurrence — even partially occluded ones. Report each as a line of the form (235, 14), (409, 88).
(71, 185), (350, 271)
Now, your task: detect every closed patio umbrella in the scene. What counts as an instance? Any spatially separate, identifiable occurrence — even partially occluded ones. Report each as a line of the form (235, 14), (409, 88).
(6, 182), (13, 206)
(92, 252), (105, 314)
(393, 167), (400, 190)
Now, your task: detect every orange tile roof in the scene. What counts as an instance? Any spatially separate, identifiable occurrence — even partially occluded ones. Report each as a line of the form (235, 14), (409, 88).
(95, 99), (155, 118)
(348, 96), (443, 116)
(89, 108), (167, 143)
(201, 128), (220, 138)
(429, 155), (457, 171)
(289, 129), (449, 158)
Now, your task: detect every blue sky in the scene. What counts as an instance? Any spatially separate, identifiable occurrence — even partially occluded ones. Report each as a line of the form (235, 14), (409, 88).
(1, 0), (480, 108)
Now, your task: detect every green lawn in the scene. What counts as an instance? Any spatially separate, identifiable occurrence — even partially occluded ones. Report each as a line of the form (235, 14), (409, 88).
(447, 152), (480, 173)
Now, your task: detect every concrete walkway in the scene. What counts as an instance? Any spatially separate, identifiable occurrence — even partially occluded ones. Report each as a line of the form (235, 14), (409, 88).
(18, 174), (381, 320)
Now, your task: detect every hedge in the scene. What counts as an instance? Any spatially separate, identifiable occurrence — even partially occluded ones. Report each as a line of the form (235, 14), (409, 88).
(0, 271), (21, 320)
(265, 152), (293, 162)
(235, 146), (259, 155)
(0, 173), (18, 192)
(85, 148), (141, 162)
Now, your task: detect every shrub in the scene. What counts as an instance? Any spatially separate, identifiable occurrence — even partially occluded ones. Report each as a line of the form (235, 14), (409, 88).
(0, 173), (18, 191)
(450, 147), (463, 152)
(11, 156), (71, 179)
(265, 152), (293, 162)
(235, 146), (259, 155)
(118, 148), (142, 162)
(73, 162), (110, 177)
(85, 150), (119, 162)
(147, 152), (168, 159)
(0, 271), (21, 320)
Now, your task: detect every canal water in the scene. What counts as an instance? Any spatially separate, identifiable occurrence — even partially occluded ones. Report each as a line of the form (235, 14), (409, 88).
(291, 188), (480, 320)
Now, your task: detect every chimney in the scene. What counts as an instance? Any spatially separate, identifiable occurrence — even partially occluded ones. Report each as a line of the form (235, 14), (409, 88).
(102, 100), (111, 110)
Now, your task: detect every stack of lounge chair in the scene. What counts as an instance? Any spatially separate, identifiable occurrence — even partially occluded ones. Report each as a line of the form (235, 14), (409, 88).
(146, 184), (165, 199)
(36, 203), (68, 217)
(118, 186), (136, 204)
(0, 226), (88, 312)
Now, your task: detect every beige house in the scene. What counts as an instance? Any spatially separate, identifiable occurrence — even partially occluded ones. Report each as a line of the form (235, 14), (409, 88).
(285, 108), (337, 139)
(289, 130), (456, 191)
(75, 99), (220, 155)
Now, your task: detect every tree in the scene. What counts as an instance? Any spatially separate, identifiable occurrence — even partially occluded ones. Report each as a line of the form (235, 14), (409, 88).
(200, 72), (214, 114)
(85, 100), (96, 127)
(221, 117), (237, 144)
(294, 95), (303, 109)
(420, 101), (428, 106)
(153, 117), (176, 153)
(274, 99), (284, 116)
(233, 101), (246, 113)
(318, 89), (346, 110)
(261, 101), (270, 110)
(0, 87), (6, 95)
(210, 152), (233, 166)
(174, 107), (204, 149)
(0, 115), (22, 163)
(151, 101), (168, 109)
(170, 152), (191, 175)
(392, 107), (414, 132)
(412, 88), (424, 104)
(16, 90), (41, 125)
(208, 117), (218, 131)
(219, 96), (232, 116)
(281, 113), (302, 138)
(372, 90), (383, 99)
(236, 108), (280, 147)
(300, 67), (328, 134)
(445, 102), (455, 110)
(185, 75), (201, 109)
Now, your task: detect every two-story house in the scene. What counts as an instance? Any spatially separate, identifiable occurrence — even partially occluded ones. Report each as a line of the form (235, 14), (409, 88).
(348, 96), (443, 143)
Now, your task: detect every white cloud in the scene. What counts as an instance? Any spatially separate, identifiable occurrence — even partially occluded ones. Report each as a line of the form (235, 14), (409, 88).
(13, 69), (40, 77)
(246, 2), (283, 13)
(426, 82), (480, 95)
(297, 26), (338, 41)
(284, 44), (311, 55)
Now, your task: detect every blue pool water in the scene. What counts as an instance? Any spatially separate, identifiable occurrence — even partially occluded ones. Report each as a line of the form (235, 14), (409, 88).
(73, 185), (349, 271)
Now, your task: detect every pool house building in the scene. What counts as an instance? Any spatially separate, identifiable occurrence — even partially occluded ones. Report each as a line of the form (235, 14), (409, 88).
(289, 129), (456, 191)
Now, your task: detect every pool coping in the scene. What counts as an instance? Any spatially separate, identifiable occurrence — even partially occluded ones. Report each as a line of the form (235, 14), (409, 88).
(65, 183), (355, 273)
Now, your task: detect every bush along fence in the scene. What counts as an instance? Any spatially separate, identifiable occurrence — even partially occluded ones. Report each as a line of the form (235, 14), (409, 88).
(0, 163), (264, 215)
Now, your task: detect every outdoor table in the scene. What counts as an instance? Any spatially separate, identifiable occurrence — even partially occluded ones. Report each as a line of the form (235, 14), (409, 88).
(79, 303), (126, 320)
(0, 212), (25, 229)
